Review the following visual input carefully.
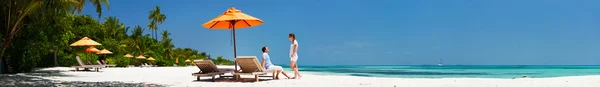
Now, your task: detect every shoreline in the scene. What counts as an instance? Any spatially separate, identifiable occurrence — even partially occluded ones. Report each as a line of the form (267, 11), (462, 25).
(1, 66), (599, 87)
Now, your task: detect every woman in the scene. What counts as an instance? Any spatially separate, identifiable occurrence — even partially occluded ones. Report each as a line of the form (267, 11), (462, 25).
(289, 33), (302, 79)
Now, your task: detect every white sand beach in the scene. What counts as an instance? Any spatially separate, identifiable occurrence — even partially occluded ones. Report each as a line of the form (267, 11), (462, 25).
(3, 66), (600, 87)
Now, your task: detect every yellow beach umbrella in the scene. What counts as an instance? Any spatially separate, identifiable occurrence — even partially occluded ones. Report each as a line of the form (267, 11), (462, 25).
(135, 55), (146, 66)
(202, 7), (263, 71)
(96, 49), (113, 54)
(136, 55), (146, 59)
(185, 59), (191, 63)
(124, 54), (134, 58)
(70, 37), (102, 46)
(70, 37), (101, 61)
(147, 57), (155, 61)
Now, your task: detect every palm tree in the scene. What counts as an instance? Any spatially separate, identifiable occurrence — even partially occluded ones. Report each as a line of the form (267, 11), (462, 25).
(161, 30), (174, 59)
(148, 6), (166, 40)
(71, 0), (110, 19)
(71, 0), (85, 14)
(1, 0), (42, 73)
(130, 25), (145, 54)
(215, 56), (226, 65)
(103, 16), (126, 40)
(131, 25), (145, 39)
(183, 48), (193, 59)
(199, 52), (207, 60)
(206, 55), (212, 60)
(147, 22), (156, 39)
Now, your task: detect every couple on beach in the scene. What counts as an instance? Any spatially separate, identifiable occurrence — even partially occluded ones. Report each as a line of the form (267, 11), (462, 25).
(261, 33), (302, 79)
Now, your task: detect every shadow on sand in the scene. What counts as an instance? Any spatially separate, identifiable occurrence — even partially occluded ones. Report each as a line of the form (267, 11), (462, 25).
(0, 69), (167, 87)
(193, 77), (276, 83)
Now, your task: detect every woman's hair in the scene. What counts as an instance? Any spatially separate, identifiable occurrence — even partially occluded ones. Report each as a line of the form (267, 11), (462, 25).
(262, 46), (268, 52)
(288, 33), (296, 40)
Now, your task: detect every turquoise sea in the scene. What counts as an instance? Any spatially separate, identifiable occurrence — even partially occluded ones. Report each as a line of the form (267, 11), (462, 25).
(281, 65), (600, 78)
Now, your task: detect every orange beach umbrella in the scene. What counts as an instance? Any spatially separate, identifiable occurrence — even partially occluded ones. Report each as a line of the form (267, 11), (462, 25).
(202, 7), (263, 71)
(86, 47), (100, 53)
(202, 7), (264, 29)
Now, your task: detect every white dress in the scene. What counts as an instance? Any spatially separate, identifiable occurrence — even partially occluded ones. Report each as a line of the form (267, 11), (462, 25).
(290, 40), (299, 61)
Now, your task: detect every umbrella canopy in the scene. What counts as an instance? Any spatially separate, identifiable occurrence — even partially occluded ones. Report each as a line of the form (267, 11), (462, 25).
(201, 7), (263, 71)
(96, 49), (113, 54)
(185, 59), (191, 63)
(72, 37), (101, 61)
(136, 55), (146, 59)
(147, 57), (155, 61)
(201, 7), (264, 29)
(70, 37), (102, 46)
(86, 47), (100, 53)
(124, 54), (134, 58)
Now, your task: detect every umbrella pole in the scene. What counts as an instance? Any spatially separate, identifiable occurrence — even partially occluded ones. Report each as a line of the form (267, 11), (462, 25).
(231, 20), (238, 72)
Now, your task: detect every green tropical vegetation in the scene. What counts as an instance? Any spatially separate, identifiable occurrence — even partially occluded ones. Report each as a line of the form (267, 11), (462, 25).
(0, 0), (234, 73)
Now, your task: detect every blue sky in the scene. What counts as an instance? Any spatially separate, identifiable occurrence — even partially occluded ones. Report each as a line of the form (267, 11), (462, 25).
(81, 0), (600, 65)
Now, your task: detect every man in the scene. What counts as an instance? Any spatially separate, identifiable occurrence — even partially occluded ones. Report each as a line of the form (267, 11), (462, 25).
(262, 46), (291, 79)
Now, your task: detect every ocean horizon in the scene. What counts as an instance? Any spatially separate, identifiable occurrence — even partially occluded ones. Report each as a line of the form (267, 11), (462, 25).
(275, 65), (600, 79)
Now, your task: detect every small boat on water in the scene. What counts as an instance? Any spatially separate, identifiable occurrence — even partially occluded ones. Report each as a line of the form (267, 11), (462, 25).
(438, 57), (444, 67)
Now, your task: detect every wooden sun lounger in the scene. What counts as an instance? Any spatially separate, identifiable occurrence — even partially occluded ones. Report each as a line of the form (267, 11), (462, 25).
(234, 56), (278, 82)
(192, 60), (234, 81)
(141, 63), (157, 67)
(86, 60), (106, 69)
(71, 56), (105, 72)
(97, 61), (116, 67)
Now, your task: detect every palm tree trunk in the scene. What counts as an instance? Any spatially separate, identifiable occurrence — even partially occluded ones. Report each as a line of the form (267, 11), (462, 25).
(1, 1), (42, 73)
(150, 30), (154, 38)
(0, 58), (3, 72)
(0, 35), (14, 73)
(54, 47), (58, 66)
(0, 58), (7, 73)
(152, 30), (156, 39)
(152, 30), (155, 39)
